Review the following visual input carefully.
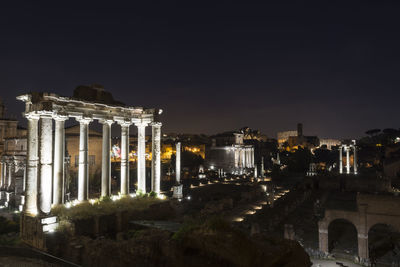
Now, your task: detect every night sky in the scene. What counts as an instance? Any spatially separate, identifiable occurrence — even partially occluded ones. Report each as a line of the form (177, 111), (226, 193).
(1, 1), (400, 139)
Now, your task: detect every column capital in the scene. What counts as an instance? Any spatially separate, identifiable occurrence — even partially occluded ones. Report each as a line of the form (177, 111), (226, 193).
(116, 120), (132, 127)
(134, 121), (149, 128)
(25, 112), (40, 120)
(76, 116), (93, 124)
(150, 122), (162, 127)
(53, 114), (69, 121)
(99, 119), (114, 126)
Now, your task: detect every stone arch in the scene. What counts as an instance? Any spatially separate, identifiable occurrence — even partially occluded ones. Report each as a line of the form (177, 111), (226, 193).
(328, 218), (359, 254)
(318, 210), (360, 256)
(368, 223), (400, 264)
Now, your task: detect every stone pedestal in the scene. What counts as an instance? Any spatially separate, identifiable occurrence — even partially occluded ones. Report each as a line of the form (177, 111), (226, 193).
(20, 213), (59, 251)
(173, 184), (183, 199)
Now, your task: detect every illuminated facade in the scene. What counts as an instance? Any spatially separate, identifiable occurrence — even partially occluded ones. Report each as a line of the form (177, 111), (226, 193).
(206, 132), (254, 174)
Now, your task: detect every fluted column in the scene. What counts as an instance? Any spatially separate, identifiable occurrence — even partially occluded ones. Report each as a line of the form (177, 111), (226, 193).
(346, 146), (350, 174)
(53, 116), (67, 205)
(353, 145), (358, 175)
(135, 122), (147, 193)
(39, 115), (53, 214)
(101, 120), (113, 197)
(77, 117), (92, 201)
(339, 146), (343, 174)
(119, 121), (131, 195)
(151, 122), (162, 194)
(24, 113), (39, 216)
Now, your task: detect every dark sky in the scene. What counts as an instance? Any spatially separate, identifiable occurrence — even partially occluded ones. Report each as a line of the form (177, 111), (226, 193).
(1, 1), (399, 139)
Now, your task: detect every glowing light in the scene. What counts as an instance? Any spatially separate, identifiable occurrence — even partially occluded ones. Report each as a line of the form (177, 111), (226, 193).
(186, 196), (191, 200)
(246, 210), (256, 215)
(157, 194), (166, 200)
(111, 195), (120, 201)
(89, 199), (96, 205)
(65, 202), (72, 209)
(233, 217), (244, 222)
(130, 193), (136, 198)
(253, 205), (262, 210)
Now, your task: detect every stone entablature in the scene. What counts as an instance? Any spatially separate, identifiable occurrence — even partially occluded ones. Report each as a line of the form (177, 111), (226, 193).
(17, 92), (156, 122)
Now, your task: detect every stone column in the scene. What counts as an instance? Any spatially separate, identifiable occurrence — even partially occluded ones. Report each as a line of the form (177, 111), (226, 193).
(24, 113), (39, 216)
(22, 165), (26, 192)
(261, 156), (265, 178)
(0, 162), (4, 189)
(151, 122), (162, 194)
(252, 148), (254, 167)
(39, 115), (53, 214)
(234, 148), (239, 169)
(357, 234), (368, 261)
(3, 161), (9, 191)
(346, 146), (350, 174)
(176, 142), (181, 184)
(119, 121), (131, 195)
(246, 148), (249, 168)
(53, 116), (67, 205)
(241, 149), (245, 169)
(101, 120), (113, 197)
(77, 117), (92, 202)
(136, 122), (147, 193)
(318, 228), (329, 253)
(353, 145), (358, 175)
(7, 161), (14, 191)
(339, 146), (343, 174)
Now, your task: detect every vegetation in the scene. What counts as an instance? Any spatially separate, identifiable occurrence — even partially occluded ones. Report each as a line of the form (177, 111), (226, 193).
(0, 216), (19, 234)
(52, 195), (164, 221)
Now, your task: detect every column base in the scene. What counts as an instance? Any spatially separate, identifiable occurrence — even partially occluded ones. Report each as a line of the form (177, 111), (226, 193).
(5, 192), (15, 208)
(173, 184), (183, 199)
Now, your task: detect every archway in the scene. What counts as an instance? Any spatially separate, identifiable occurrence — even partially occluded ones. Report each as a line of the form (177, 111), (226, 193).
(328, 219), (358, 256)
(368, 224), (400, 266)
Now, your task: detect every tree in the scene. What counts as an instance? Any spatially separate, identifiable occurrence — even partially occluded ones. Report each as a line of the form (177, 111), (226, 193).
(365, 129), (381, 137)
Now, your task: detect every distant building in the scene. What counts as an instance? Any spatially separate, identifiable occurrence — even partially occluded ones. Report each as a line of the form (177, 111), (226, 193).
(205, 131), (254, 174)
(277, 130), (298, 148)
(278, 123), (319, 150)
(319, 139), (341, 150)
(0, 137), (27, 209)
(65, 125), (103, 177)
(0, 100), (27, 209)
(0, 99), (26, 155)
